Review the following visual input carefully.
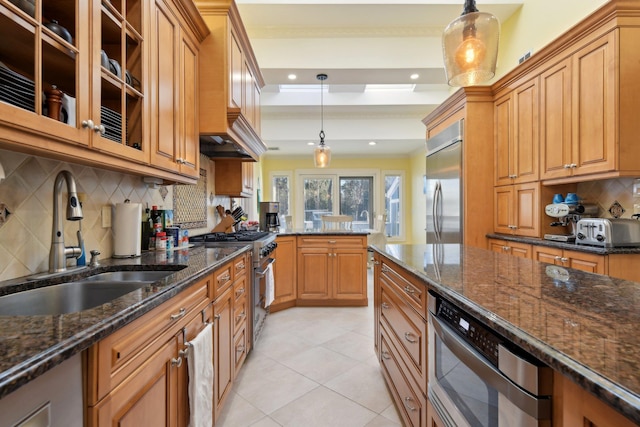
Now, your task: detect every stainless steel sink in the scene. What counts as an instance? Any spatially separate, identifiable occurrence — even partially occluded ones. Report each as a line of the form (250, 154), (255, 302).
(0, 270), (179, 316)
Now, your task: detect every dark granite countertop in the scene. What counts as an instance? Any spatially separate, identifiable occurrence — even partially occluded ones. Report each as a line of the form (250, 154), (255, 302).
(0, 244), (250, 400)
(371, 243), (640, 424)
(487, 233), (640, 255)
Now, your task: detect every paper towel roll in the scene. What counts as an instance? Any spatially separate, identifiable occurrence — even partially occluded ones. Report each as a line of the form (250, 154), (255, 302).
(114, 202), (142, 258)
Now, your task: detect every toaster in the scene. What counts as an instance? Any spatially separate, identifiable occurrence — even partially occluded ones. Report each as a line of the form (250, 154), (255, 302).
(575, 218), (640, 247)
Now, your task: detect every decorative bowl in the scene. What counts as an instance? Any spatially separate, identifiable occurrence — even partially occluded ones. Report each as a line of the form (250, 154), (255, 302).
(45, 20), (73, 44)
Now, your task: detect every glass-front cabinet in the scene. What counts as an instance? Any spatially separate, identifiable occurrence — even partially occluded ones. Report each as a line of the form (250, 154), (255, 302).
(0, 0), (147, 162)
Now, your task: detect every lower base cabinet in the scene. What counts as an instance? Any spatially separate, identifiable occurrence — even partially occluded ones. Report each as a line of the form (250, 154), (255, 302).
(85, 251), (251, 427)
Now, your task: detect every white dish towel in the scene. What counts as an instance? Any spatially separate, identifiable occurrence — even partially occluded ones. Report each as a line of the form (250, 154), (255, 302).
(265, 263), (275, 307)
(187, 323), (213, 427)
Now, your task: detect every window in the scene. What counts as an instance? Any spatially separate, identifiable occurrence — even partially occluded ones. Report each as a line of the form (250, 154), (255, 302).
(271, 174), (291, 215)
(340, 177), (373, 231)
(384, 173), (403, 239)
(302, 176), (333, 230)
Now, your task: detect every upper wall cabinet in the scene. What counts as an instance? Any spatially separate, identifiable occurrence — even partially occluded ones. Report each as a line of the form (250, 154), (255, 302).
(494, 76), (539, 186)
(0, 0), (208, 184)
(196, 0), (267, 161)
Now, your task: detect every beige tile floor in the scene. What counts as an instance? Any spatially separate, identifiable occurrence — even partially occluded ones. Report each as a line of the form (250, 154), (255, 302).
(216, 270), (403, 427)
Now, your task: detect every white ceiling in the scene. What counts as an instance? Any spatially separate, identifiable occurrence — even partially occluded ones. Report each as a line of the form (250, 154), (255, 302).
(235, 0), (523, 157)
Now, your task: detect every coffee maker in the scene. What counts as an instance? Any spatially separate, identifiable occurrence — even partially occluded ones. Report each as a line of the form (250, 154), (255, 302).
(544, 203), (598, 242)
(259, 202), (280, 232)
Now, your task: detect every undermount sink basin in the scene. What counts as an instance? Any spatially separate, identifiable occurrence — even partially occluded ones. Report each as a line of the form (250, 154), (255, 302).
(0, 269), (179, 316)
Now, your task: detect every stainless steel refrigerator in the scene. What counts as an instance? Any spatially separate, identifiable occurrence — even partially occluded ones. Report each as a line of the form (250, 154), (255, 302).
(425, 119), (463, 243)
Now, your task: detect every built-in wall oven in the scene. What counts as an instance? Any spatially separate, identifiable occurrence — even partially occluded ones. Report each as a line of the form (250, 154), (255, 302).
(428, 290), (553, 427)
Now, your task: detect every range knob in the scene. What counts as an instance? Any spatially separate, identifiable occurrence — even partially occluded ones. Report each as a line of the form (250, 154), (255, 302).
(577, 233), (585, 240)
(596, 234), (605, 242)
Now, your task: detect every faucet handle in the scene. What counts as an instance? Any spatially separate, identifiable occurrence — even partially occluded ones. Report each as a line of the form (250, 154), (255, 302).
(89, 250), (101, 267)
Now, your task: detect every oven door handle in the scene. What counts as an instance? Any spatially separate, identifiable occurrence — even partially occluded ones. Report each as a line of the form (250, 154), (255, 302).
(430, 315), (551, 420)
(255, 258), (275, 276)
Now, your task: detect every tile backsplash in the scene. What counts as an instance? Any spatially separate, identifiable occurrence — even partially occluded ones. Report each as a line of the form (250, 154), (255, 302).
(0, 150), (252, 281)
(577, 178), (640, 218)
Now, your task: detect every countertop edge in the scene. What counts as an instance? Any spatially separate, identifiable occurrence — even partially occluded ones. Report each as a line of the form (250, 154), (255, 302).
(370, 245), (640, 425)
(487, 233), (640, 255)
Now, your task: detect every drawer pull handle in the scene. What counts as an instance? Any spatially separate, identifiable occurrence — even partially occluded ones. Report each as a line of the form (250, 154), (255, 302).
(373, 260), (380, 265)
(236, 287), (245, 296)
(404, 332), (418, 343)
(236, 345), (245, 353)
(214, 314), (221, 323)
(381, 351), (391, 360)
(328, 240), (337, 244)
(403, 285), (415, 294)
(170, 308), (186, 320)
(171, 357), (182, 368)
(560, 257), (568, 263)
(237, 311), (246, 320)
(218, 273), (231, 284)
(381, 302), (390, 309)
(237, 263), (245, 270)
(381, 265), (390, 273)
(404, 397), (417, 411)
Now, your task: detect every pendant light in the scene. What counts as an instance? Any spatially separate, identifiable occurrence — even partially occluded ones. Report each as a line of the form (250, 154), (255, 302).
(314, 73), (331, 168)
(442, 0), (500, 87)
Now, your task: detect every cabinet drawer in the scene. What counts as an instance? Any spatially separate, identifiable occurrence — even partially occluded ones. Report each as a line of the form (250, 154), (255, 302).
(380, 281), (427, 392)
(214, 262), (234, 297)
(234, 254), (249, 277)
(233, 325), (248, 377)
(87, 274), (211, 403)
(297, 236), (366, 248)
(233, 274), (248, 303)
(380, 327), (426, 427)
(381, 259), (426, 315)
(233, 296), (248, 334)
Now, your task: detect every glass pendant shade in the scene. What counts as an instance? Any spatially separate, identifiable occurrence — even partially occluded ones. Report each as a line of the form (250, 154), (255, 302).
(442, 11), (499, 87)
(314, 143), (331, 168)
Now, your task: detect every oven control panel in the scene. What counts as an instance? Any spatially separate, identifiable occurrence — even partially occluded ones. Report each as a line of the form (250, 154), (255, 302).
(436, 298), (502, 366)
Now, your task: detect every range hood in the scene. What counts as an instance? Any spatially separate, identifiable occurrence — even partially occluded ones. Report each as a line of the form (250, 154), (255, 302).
(199, 118), (268, 161)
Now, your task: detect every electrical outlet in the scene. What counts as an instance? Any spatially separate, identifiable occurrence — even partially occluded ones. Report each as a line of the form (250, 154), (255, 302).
(102, 205), (112, 228)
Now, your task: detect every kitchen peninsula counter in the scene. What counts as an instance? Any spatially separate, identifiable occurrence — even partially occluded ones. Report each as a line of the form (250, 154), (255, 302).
(0, 244), (251, 399)
(276, 229), (369, 236)
(371, 243), (640, 424)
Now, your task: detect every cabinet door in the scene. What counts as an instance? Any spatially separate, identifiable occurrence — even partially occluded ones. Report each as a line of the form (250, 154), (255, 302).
(513, 182), (539, 237)
(0, 1), (90, 146)
(533, 245), (563, 265)
(494, 186), (514, 235)
(229, 27), (243, 110)
(91, 0), (147, 163)
(150, 0), (179, 172)
(540, 57), (573, 180)
(242, 161), (253, 195)
(512, 77), (539, 183)
(213, 286), (233, 420)
(564, 249), (607, 274)
(178, 30), (199, 178)
(243, 59), (254, 125)
(297, 247), (331, 300)
(92, 334), (180, 427)
(273, 236), (297, 308)
(333, 247), (367, 301)
(494, 93), (513, 186)
(572, 31), (616, 177)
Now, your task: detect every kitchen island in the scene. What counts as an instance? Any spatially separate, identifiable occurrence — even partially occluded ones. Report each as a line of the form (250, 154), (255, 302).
(371, 243), (640, 426)
(0, 244), (250, 400)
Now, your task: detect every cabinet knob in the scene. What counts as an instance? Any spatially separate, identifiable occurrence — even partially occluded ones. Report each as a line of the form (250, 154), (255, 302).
(560, 257), (569, 264)
(381, 302), (390, 310)
(94, 124), (106, 135)
(508, 174), (517, 179)
(176, 158), (185, 164)
(82, 119), (94, 130)
(569, 163), (577, 168)
(170, 357), (182, 368)
(373, 260), (380, 265)
(563, 164), (571, 169)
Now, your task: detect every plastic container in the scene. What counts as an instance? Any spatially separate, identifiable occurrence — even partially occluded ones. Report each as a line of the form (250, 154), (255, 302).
(155, 231), (167, 251)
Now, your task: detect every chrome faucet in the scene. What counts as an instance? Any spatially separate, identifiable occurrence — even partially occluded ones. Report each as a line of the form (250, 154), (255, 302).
(49, 170), (84, 273)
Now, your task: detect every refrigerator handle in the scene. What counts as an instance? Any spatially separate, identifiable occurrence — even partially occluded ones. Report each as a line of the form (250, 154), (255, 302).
(433, 181), (441, 241)
(436, 182), (444, 241)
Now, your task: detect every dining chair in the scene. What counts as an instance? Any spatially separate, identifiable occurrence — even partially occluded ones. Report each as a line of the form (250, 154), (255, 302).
(321, 215), (353, 231)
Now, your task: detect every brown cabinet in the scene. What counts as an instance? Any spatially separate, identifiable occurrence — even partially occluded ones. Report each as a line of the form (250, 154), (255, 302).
(532, 245), (606, 275)
(487, 238), (532, 258)
(0, 0), (207, 184)
(540, 29), (640, 183)
(149, 0), (201, 179)
(213, 284), (233, 422)
(427, 400), (446, 427)
(297, 235), (367, 306)
(197, 0), (267, 161)
(494, 182), (540, 237)
(85, 273), (212, 426)
(214, 160), (254, 197)
(271, 235), (297, 312)
(375, 253), (427, 427)
(494, 76), (539, 186)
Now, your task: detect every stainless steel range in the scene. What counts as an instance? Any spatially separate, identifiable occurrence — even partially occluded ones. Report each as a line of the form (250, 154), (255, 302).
(190, 231), (277, 346)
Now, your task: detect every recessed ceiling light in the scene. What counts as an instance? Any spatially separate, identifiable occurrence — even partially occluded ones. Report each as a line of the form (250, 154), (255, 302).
(368, 141), (377, 146)
(410, 73), (419, 80)
(307, 142), (315, 146)
(288, 74), (297, 80)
